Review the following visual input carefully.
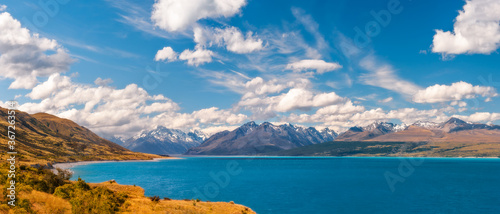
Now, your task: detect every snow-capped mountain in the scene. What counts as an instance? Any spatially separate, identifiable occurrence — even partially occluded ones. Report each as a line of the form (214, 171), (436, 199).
(123, 126), (207, 155)
(411, 120), (440, 129)
(336, 122), (402, 141)
(336, 117), (500, 142)
(185, 122), (338, 155)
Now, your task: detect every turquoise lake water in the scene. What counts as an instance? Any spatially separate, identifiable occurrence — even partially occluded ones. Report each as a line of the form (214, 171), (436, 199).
(70, 157), (500, 213)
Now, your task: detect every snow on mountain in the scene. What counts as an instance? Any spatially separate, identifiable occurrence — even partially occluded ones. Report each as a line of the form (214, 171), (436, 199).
(123, 126), (207, 155)
(185, 122), (338, 155)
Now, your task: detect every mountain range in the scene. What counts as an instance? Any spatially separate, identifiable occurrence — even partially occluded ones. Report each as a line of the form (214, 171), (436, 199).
(120, 126), (207, 154)
(336, 117), (500, 143)
(185, 121), (338, 155)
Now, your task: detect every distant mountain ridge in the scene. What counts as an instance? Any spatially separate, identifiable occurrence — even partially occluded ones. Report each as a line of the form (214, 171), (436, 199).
(119, 126), (207, 155)
(337, 117), (500, 143)
(185, 121), (338, 155)
(335, 122), (406, 141)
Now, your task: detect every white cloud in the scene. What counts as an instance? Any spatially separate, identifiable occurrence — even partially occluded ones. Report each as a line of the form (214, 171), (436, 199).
(194, 26), (264, 54)
(379, 97), (393, 103)
(413, 81), (498, 103)
(191, 107), (247, 124)
(19, 74), (247, 138)
(285, 59), (342, 74)
(0, 5), (6, 12)
(432, 0), (500, 55)
(276, 88), (346, 112)
(215, 27), (263, 53)
(151, 0), (247, 32)
(94, 77), (113, 86)
(200, 125), (239, 136)
(237, 83), (348, 119)
(155, 46), (178, 61)
(359, 55), (422, 96)
(0, 12), (74, 89)
(291, 8), (329, 55)
(453, 112), (500, 123)
(179, 47), (214, 66)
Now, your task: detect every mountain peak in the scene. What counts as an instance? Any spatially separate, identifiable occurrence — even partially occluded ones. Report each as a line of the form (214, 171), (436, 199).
(185, 121), (337, 155)
(444, 117), (467, 125)
(242, 121), (258, 127)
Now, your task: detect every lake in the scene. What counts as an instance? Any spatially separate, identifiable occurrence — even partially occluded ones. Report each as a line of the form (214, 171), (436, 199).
(70, 157), (500, 213)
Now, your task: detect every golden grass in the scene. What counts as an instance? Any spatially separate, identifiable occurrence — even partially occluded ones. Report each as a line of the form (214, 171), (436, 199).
(18, 190), (72, 214)
(90, 181), (256, 214)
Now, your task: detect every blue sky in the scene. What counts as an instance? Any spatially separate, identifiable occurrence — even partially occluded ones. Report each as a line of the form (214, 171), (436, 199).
(0, 0), (499, 138)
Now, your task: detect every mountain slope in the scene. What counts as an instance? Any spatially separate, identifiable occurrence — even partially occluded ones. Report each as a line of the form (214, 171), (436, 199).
(368, 118), (500, 143)
(335, 122), (403, 141)
(185, 122), (337, 155)
(123, 126), (206, 154)
(0, 107), (160, 164)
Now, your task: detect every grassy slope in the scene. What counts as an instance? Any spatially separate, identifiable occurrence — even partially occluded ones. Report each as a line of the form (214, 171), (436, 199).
(0, 164), (255, 214)
(0, 107), (161, 164)
(267, 141), (500, 157)
(0, 108), (255, 213)
(91, 181), (255, 214)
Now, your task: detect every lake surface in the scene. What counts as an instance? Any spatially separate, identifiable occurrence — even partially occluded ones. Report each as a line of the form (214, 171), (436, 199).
(70, 157), (500, 213)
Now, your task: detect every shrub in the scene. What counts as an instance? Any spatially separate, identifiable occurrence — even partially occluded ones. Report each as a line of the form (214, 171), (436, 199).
(54, 178), (127, 213)
(149, 196), (160, 202)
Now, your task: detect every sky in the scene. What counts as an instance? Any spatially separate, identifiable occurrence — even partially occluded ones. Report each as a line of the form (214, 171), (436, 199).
(0, 0), (499, 138)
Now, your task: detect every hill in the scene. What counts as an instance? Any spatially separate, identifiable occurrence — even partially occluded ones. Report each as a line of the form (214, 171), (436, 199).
(268, 140), (500, 157)
(0, 107), (160, 164)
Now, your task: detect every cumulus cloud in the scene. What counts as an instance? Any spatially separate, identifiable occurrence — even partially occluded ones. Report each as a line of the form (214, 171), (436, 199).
(275, 88), (346, 112)
(0, 12), (74, 89)
(194, 26), (263, 54)
(453, 112), (500, 123)
(285, 59), (342, 74)
(237, 83), (348, 119)
(19, 74), (247, 138)
(155, 46), (177, 61)
(151, 0), (247, 32)
(94, 77), (113, 86)
(0, 5), (6, 12)
(200, 125), (239, 136)
(413, 81), (498, 103)
(179, 47), (214, 66)
(215, 27), (263, 53)
(432, 0), (500, 55)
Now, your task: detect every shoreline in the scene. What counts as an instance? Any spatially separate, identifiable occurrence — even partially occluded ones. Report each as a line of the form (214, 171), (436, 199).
(52, 157), (180, 171)
(52, 155), (500, 172)
(182, 155), (500, 159)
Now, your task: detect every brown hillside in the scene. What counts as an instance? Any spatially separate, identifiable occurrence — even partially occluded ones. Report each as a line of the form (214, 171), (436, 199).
(0, 107), (160, 164)
(369, 126), (500, 143)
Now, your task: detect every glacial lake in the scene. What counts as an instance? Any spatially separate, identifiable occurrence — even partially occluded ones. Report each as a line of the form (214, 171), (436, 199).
(70, 157), (500, 214)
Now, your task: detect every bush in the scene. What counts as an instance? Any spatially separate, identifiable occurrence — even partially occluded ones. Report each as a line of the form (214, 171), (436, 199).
(149, 196), (160, 202)
(54, 178), (127, 214)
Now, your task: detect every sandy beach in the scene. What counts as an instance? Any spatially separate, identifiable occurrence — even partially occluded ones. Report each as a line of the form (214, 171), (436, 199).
(52, 157), (180, 171)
